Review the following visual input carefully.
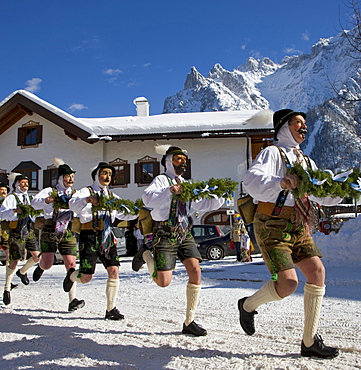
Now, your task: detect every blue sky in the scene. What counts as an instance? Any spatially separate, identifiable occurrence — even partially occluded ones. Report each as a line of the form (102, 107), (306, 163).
(0, 0), (352, 117)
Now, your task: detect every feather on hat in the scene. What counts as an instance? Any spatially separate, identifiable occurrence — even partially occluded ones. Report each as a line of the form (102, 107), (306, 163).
(52, 158), (75, 178)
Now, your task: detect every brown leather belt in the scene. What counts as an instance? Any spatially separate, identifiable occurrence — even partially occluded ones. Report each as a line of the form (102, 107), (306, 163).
(257, 201), (295, 220)
(81, 220), (104, 231)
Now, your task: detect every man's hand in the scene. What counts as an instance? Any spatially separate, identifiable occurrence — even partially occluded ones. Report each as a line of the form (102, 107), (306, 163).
(170, 184), (183, 194)
(45, 196), (55, 204)
(280, 173), (300, 190)
(86, 195), (99, 206)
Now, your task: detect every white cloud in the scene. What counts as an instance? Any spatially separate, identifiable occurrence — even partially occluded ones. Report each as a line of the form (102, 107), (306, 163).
(24, 78), (42, 93)
(103, 68), (123, 76)
(302, 31), (310, 41)
(283, 46), (302, 55)
(70, 37), (101, 52)
(67, 103), (88, 113)
(249, 50), (262, 59)
(127, 81), (140, 88)
(143, 63), (151, 68)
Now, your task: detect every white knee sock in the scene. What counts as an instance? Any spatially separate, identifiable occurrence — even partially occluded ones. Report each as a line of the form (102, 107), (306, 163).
(243, 280), (283, 312)
(106, 278), (119, 311)
(70, 269), (83, 284)
(68, 282), (77, 302)
(19, 257), (37, 274)
(143, 250), (155, 277)
(303, 283), (325, 347)
(4, 266), (16, 291)
(185, 283), (201, 326)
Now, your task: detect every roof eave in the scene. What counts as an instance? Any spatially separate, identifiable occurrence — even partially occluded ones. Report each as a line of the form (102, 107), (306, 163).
(109, 128), (274, 142)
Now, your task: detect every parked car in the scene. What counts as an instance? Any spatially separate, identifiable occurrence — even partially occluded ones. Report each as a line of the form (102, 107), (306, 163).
(196, 232), (236, 260)
(112, 227), (127, 257)
(191, 224), (224, 243)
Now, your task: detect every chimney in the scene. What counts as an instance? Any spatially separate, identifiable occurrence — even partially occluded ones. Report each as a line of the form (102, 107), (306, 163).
(133, 97), (150, 117)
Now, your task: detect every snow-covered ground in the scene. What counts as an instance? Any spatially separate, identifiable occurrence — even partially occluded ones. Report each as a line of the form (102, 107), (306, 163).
(1, 217), (361, 369)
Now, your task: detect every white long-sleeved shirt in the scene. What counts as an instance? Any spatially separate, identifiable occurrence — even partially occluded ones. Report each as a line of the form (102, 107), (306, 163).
(0, 192), (31, 221)
(142, 173), (225, 222)
(31, 186), (76, 219)
(243, 145), (341, 207)
(68, 183), (137, 224)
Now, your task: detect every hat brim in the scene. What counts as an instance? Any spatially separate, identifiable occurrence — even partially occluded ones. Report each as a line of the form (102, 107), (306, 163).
(91, 164), (116, 180)
(161, 150), (188, 167)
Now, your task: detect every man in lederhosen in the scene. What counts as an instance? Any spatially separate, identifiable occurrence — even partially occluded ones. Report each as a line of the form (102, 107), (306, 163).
(132, 145), (225, 336)
(0, 173), (40, 305)
(64, 162), (136, 320)
(31, 158), (85, 312)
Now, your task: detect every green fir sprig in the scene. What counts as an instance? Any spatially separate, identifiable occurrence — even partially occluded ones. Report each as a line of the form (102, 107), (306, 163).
(18, 204), (43, 218)
(175, 178), (238, 203)
(288, 162), (361, 200)
(49, 189), (73, 211)
(92, 193), (142, 215)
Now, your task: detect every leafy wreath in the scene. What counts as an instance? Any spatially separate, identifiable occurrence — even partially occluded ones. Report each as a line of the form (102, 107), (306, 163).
(92, 193), (143, 215)
(17, 204), (43, 218)
(174, 178), (238, 203)
(48, 189), (75, 211)
(288, 162), (361, 200)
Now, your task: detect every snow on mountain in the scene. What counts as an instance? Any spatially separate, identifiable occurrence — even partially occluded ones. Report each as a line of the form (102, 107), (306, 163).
(163, 29), (361, 170)
(163, 58), (278, 113)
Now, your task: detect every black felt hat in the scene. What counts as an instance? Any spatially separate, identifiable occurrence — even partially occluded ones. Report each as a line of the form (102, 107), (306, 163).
(0, 182), (10, 193)
(273, 109), (306, 140)
(58, 164), (76, 179)
(161, 146), (188, 167)
(12, 174), (29, 190)
(91, 162), (116, 180)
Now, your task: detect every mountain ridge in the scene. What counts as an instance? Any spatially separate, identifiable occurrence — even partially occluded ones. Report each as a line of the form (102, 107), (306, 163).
(163, 29), (361, 171)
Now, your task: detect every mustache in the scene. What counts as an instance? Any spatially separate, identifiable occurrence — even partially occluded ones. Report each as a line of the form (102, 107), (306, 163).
(297, 128), (307, 135)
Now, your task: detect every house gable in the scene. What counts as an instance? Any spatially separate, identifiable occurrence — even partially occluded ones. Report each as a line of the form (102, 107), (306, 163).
(0, 91), (92, 142)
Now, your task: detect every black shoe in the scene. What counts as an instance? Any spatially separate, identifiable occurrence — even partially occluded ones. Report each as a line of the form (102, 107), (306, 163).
(3, 290), (10, 305)
(10, 283), (18, 290)
(182, 321), (207, 336)
(238, 297), (257, 335)
(105, 307), (125, 320)
(63, 268), (75, 292)
(16, 269), (29, 285)
(132, 244), (150, 272)
(33, 266), (44, 282)
(68, 298), (85, 312)
(301, 334), (339, 359)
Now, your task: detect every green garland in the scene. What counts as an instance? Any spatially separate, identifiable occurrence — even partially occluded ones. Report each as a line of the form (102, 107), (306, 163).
(17, 204), (43, 218)
(48, 189), (73, 211)
(175, 178), (238, 203)
(92, 193), (142, 215)
(288, 162), (361, 200)
(1, 197), (42, 218)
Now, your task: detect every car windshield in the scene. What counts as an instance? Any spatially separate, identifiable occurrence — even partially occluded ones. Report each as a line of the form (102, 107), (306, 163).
(112, 227), (124, 238)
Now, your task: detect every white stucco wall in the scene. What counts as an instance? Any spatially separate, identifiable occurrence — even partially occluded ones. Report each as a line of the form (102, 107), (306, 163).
(103, 137), (249, 201)
(0, 114), (250, 208)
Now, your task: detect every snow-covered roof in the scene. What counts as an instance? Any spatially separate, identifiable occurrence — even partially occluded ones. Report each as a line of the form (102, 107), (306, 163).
(0, 90), (273, 140)
(80, 109), (273, 136)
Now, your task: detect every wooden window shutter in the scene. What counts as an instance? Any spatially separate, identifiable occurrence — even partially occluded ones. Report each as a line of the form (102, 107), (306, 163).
(36, 125), (43, 144)
(17, 127), (25, 146)
(154, 161), (160, 177)
(124, 163), (131, 184)
(183, 158), (191, 180)
(43, 169), (51, 188)
(134, 163), (142, 183)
